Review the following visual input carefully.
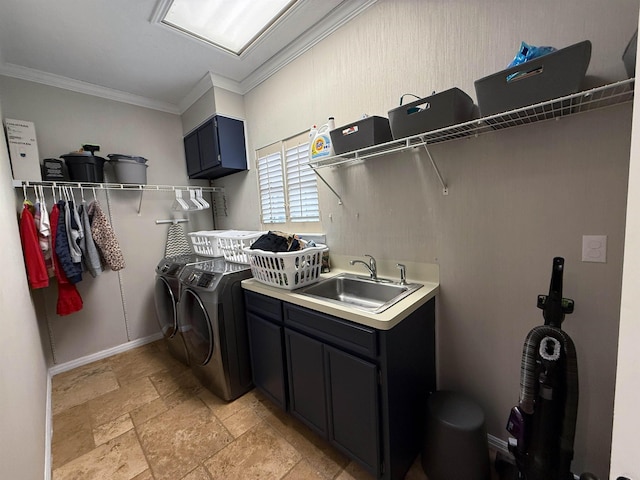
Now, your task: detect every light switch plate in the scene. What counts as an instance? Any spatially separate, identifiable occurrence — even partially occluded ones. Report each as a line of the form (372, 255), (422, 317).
(582, 235), (607, 263)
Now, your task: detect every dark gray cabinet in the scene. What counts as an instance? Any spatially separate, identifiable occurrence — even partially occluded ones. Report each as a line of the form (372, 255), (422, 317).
(285, 328), (328, 436)
(184, 115), (247, 179)
(284, 326), (380, 474)
(244, 289), (436, 480)
(245, 292), (287, 410)
(325, 344), (380, 473)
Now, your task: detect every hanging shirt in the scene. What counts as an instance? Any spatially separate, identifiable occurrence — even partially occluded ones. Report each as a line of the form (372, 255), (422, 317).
(64, 200), (83, 264)
(88, 200), (125, 271)
(50, 203), (83, 315)
(78, 203), (103, 277)
(55, 200), (83, 284)
(19, 202), (49, 289)
(35, 199), (54, 277)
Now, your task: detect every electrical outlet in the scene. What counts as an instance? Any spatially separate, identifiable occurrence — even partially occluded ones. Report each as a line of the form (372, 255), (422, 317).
(582, 235), (607, 263)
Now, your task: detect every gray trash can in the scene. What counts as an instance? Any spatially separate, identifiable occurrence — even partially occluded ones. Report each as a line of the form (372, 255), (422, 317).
(421, 390), (490, 480)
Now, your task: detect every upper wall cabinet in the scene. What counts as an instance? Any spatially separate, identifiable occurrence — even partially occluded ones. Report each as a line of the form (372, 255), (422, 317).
(184, 115), (247, 180)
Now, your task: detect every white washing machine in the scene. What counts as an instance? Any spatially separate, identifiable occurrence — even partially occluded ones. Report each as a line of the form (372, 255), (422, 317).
(178, 259), (253, 401)
(154, 254), (209, 365)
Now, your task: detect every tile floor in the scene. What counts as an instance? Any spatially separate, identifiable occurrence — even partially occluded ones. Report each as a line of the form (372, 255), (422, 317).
(51, 340), (498, 480)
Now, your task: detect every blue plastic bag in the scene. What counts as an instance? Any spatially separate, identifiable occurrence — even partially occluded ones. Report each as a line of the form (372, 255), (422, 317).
(508, 41), (556, 68)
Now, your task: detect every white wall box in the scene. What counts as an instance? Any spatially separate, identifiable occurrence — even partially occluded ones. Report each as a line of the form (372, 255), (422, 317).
(4, 118), (41, 181)
(184, 115), (247, 179)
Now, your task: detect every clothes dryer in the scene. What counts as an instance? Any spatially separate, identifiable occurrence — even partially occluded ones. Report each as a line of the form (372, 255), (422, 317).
(154, 254), (207, 365)
(178, 259), (253, 401)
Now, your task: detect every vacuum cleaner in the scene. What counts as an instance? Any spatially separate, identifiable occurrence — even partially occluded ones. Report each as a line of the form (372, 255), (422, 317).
(495, 257), (601, 480)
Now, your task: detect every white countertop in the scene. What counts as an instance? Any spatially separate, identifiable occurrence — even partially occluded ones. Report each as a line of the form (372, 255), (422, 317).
(241, 256), (439, 330)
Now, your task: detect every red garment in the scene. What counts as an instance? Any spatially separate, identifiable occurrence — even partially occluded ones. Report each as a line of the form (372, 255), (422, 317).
(19, 203), (49, 289)
(50, 204), (83, 316)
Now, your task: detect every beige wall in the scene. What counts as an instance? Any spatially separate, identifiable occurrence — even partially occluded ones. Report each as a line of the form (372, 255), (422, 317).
(0, 76), (215, 365)
(181, 87), (216, 135)
(0, 97), (48, 480)
(211, 0), (640, 477)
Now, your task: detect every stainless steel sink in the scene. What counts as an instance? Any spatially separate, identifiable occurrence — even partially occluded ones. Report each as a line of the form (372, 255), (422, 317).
(298, 273), (423, 314)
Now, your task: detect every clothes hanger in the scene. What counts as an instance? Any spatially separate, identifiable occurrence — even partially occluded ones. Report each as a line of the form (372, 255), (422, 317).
(69, 185), (77, 205)
(172, 189), (190, 211)
(38, 185), (47, 210)
(188, 189), (204, 210)
(196, 188), (210, 209)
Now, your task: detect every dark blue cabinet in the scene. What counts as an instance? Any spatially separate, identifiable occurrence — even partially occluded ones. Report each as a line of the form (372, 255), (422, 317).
(244, 289), (436, 480)
(325, 344), (380, 474)
(285, 328), (328, 436)
(245, 292), (287, 410)
(184, 115), (247, 179)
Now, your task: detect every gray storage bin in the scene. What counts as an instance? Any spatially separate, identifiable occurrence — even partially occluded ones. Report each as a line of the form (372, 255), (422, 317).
(474, 40), (592, 117)
(388, 88), (476, 140)
(330, 116), (393, 154)
(110, 158), (148, 184)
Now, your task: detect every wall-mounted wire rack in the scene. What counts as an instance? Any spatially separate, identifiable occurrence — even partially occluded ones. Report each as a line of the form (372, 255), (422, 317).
(311, 78), (634, 170)
(12, 180), (225, 214)
(309, 78), (635, 199)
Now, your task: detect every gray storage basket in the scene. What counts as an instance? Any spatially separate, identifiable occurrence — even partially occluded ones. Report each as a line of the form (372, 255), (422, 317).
(110, 158), (148, 184)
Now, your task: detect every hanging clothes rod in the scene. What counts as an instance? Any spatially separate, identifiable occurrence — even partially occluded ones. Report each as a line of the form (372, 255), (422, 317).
(12, 179), (224, 193)
(155, 219), (189, 225)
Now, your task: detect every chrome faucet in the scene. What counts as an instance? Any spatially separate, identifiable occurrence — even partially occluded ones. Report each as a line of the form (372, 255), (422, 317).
(396, 263), (407, 285)
(350, 254), (377, 280)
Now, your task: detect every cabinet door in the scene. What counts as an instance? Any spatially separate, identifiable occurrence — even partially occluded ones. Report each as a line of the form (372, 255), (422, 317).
(325, 344), (380, 476)
(285, 328), (328, 437)
(197, 119), (221, 171)
(247, 312), (287, 410)
(184, 130), (201, 177)
(216, 115), (247, 170)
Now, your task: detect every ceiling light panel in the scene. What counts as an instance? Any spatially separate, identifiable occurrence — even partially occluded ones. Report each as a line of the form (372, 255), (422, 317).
(162, 0), (294, 55)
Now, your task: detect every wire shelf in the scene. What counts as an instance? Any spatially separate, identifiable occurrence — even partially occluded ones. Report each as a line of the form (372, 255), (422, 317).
(310, 78), (635, 170)
(12, 179), (225, 193)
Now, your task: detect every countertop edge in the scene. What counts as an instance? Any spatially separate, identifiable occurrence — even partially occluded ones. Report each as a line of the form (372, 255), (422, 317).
(241, 271), (439, 330)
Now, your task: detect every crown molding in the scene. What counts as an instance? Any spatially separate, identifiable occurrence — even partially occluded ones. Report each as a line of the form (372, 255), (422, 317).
(177, 72), (214, 113)
(178, 0), (378, 110)
(0, 62), (181, 114)
(0, 0), (377, 115)
(240, 0), (378, 93)
(209, 72), (243, 95)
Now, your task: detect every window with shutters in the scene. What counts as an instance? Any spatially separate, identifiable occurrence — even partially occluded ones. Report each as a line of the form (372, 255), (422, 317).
(256, 132), (319, 225)
(257, 149), (286, 224)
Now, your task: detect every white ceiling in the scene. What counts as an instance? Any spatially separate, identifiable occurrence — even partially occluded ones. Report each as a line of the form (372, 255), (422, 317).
(0, 0), (376, 114)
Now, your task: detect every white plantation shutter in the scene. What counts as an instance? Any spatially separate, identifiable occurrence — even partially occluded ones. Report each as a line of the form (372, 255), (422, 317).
(257, 151), (286, 223)
(285, 141), (319, 222)
(255, 133), (320, 225)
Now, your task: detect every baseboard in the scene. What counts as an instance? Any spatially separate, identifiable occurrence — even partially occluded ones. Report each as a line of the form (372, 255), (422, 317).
(48, 332), (164, 376)
(488, 433), (510, 456)
(44, 371), (52, 480)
